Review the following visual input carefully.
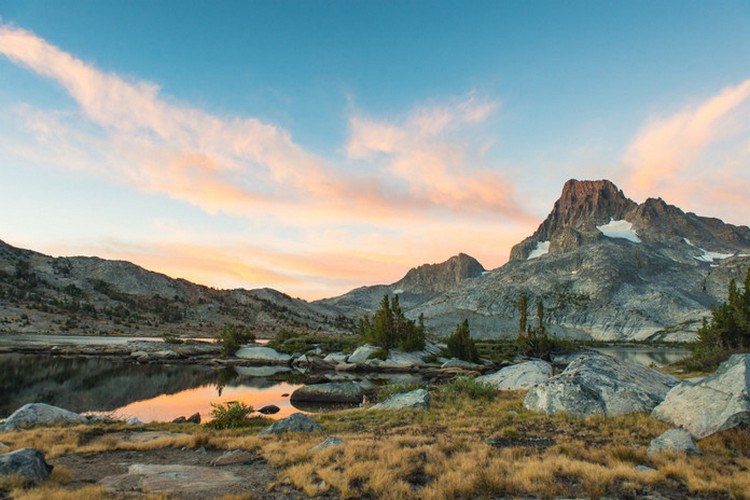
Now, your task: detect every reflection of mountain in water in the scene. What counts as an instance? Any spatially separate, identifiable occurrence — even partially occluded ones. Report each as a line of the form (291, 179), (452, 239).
(0, 354), (215, 416)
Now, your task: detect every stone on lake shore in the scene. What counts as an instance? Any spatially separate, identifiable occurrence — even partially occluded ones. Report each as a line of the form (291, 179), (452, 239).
(290, 382), (363, 404)
(441, 358), (482, 370)
(371, 389), (430, 410)
(523, 352), (679, 417)
(1, 403), (88, 431)
(477, 360), (553, 390)
(347, 345), (381, 364)
(234, 346), (292, 364)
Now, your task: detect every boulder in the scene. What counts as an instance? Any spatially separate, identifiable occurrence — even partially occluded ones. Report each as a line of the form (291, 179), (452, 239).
(347, 345), (381, 364)
(0, 448), (53, 485)
(210, 449), (256, 466)
(523, 352), (679, 417)
(379, 350), (425, 370)
(647, 429), (700, 456)
(290, 382), (363, 404)
(1, 403), (88, 430)
(441, 358), (482, 369)
(651, 354), (750, 438)
(234, 346), (292, 364)
(477, 360), (553, 390)
(101, 464), (240, 495)
(259, 413), (322, 435)
(186, 412), (201, 424)
(257, 405), (280, 415)
(150, 349), (181, 360)
(323, 352), (349, 364)
(371, 389), (430, 410)
(311, 436), (344, 452)
(172, 416), (187, 424)
(126, 417), (143, 426)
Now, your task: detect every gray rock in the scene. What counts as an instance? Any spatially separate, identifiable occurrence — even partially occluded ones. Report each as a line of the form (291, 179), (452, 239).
(1, 403), (88, 430)
(635, 464), (657, 473)
(210, 449), (255, 466)
(477, 360), (553, 390)
(371, 389), (430, 410)
(259, 413), (322, 435)
(151, 349), (181, 360)
(172, 416), (187, 423)
(126, 416), (143, 426)
(647, 429), (700, 456)
(258, 405), (280, 415)
(101, 463), (240, 495)
(290, 382), (363, 404)
(234, 346), (292, 364)
(0, 448), (53, 485)
(652, 354), (750, 438)
(523, 352), (679, 417)
(186, 412), (201, 424)
(323, 352), (349, 364)
(311, 436), (344, 452)
(347, 344), (381, 364)
(440, 358), (482, 369)
(379, 350), (425, 369)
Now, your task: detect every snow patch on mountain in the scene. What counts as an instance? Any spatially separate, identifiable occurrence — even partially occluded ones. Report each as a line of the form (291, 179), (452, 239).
(527, 241), (550, 260)
(683, 238), (734, 262)
(596, 219), (641, 243)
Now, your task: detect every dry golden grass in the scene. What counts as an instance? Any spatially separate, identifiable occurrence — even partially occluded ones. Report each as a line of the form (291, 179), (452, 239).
(10, 485), (108, 500)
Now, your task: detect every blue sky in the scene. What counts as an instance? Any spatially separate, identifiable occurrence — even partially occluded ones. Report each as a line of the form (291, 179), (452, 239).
(1, 1), (750, 298)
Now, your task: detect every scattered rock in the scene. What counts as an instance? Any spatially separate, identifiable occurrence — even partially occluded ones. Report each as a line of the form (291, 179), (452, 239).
(347, 345), (381, 364)
(290, 382), (363, 404)
(440, 358), (482, 369)
(234, 346), (292, 364)
(210, 449), (256, 466)
(651, 354), (750, 438)
(258, 405), (280, 415)
(0, 448), (53, 485)
(523, 352), (679, 417)
(172, 416), (187, 424)
(126, 417), (143, 426)
(0, 403), (88, 430)
(371, 389), (430, 410)
(323, 352), (349, 364)
(259, 413), (322, 435)
(647, 429), (701, 456)
(477, 360), (553, 390)
(311, 436), (344, 452)
(186, 412), (201, 424)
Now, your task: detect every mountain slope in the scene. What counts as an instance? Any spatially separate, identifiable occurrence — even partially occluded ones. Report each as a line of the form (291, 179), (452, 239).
(0, 240), (351, 337)
(412, 179), (750, 342)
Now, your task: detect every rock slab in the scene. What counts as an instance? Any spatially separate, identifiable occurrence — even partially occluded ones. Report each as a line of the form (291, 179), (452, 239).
(0, 448), (53, 485)
(647, 429), (700, 456)
(371, 389), (430, 410)
(290, 382), (363, 404)
(234, 346), (292, 364)
(651, 354), (750, 438)
(523, 352), (679, 417)
(101, 463), (240, 495)
(0, 403), (88, 430)
(347, 345), (381, 364)
(477, 360), (553, 390)
(311, 436), (344, 452)
(259, 413), (322, 435)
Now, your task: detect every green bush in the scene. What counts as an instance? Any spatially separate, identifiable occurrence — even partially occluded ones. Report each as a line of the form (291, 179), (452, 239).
(206, 401), (254, 430)
(215, 324), (255, 355)
(368, 347), (389, 361)
(446, 319), (479, 362)
(446, 376), (496, 400)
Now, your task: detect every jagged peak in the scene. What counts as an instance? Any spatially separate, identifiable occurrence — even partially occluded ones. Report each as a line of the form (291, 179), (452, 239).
(394, 253), (485, 295)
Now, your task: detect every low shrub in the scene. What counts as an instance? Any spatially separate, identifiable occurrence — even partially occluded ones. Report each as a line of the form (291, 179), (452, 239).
(206, 401), (254, 430)
(446, 376), (496, 400)
(215, 324), (255, 355)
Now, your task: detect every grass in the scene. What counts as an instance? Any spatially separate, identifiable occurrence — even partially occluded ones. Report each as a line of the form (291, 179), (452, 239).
(2, 386), (750, 498)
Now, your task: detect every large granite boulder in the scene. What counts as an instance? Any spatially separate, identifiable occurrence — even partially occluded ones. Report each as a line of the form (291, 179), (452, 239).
(647, 429), (700, 456)
(477, 360), (553, 390)
(0, 448), (53, 485)
(371, 389), (430, 410)
(523, 352), (679, 417)
(378, 350), (425, 370)
(347, 345), (381, 364)
(441, 358), (482, 369)
(651, 354), (750, 438)
(234, 346), (291, 364)
(259, 413), (322, 435)
(0, 403), (88, 430)
(290, 382), (363, 404)
(323, 352), (349, 364)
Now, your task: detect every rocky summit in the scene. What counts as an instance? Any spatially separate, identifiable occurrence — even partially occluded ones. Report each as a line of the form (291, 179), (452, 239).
(409, 179), (750, 341)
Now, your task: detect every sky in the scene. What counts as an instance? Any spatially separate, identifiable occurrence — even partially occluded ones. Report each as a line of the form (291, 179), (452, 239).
(1, 1), (750, 300)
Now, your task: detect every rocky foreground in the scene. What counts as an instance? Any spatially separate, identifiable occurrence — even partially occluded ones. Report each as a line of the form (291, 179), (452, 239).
(1, 352), (748, 498)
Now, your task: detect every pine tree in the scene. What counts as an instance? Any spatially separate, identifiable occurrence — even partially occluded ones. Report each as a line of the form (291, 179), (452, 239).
(519, 295), (528, 334)
(446, 318), (479, 362)
(360, 294), (425, 351)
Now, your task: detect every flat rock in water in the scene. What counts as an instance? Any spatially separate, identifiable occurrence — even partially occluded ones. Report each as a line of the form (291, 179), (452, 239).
(477, 360), (553, 390)
(647, 429), (700, 456)
(259, 413), (322, 435)
(347, 344), (381, 364)
(371, 389), (430, 410)
(290, 382), (363, 404)
(0, 403), (88, 430)
(0, 448), (53, 485)
(258, 405), (280, 415)
(234, 346), (291, 364)
(523, 352), (679, 417)
(651, 354), (750, 438)
(101, 463), (241, 496)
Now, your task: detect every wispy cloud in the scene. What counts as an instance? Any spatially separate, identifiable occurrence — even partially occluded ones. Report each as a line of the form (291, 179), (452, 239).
(624, 78), (750, 219)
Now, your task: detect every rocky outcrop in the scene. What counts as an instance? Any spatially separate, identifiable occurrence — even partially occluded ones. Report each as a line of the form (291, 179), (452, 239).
(347, 345), (381, 365)
(0, 403), (88, 430)
(523, 353), (679, 417)
(290, 382), (363, 404)
(476, 360), (553, 390)
(0, 448), (53, 485)
(371, 389), (430, 410)
(234, 346), (291, 364)
(651, 354), (750, 438)
(647, 429), (700, 456)
(259, 413), (322, 435)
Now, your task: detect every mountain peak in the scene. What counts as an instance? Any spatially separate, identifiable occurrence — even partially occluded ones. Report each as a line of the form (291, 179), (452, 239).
(395, 253), (485, 295)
